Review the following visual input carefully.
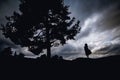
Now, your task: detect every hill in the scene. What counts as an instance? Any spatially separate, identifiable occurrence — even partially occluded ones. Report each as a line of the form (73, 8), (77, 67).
(0, 51), (120, 79)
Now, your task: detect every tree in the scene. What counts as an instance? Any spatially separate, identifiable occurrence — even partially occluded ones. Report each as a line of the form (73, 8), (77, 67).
(1, 0), (80, 58)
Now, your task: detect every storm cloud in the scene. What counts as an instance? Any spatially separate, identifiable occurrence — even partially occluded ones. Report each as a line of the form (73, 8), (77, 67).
(57, 0), (120, 59)
(0, 0), (120, 59)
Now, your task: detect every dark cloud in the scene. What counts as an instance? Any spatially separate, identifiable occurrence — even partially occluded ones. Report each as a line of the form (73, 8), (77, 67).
(0, 0), (19, 51)
(0, 0), (19, 24)
(107, 44), (120, 55)
(94, 43), (120, 55)
(95, 4), (120, 31)
(0, 0), (8, 7)
(0, 0), (120, 59)
(0, 36), (17, 47)
(66, 0), (120, 22)
(0, 38), (16, 53)
(64, 0), (120, 59)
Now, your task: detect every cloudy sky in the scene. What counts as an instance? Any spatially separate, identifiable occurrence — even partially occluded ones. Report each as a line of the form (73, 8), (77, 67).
(0, 0), (120, 60)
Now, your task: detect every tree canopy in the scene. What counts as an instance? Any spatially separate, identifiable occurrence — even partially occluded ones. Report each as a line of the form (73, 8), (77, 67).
(1, 0), (80, 58)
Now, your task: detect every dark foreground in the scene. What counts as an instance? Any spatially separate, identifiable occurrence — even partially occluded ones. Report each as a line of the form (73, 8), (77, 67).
(0, 54), (120, 79)
(1, 47), (120, 68)
(0, 53), (120, 68)
(0, 47), (120, 79)
(1, 53), (120, 65)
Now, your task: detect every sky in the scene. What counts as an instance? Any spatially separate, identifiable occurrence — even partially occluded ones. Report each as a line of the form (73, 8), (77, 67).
(0, 0), (120, 60)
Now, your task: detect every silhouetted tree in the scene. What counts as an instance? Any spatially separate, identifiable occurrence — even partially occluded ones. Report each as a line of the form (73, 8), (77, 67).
(0, 47), (12, 58)
(52, 55), (59, 60)
(84, 43), (92, 58)
(1, 0), (80, 58)
(59, 56), (63, 60)
(40, 54), (47, 60)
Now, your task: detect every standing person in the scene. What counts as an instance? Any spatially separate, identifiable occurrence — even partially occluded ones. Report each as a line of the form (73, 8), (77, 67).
(84, 43), (92, 58)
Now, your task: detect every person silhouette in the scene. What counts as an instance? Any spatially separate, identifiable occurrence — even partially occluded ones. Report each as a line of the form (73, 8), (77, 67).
(84, 43), (92, 58)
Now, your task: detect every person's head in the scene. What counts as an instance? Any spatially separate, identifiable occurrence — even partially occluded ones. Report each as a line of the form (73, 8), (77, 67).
(85, 43), (88, 47)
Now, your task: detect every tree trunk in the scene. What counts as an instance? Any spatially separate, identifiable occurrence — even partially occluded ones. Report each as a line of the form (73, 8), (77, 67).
(47, 44), (51, 59)
(46, 26), (51, 59)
